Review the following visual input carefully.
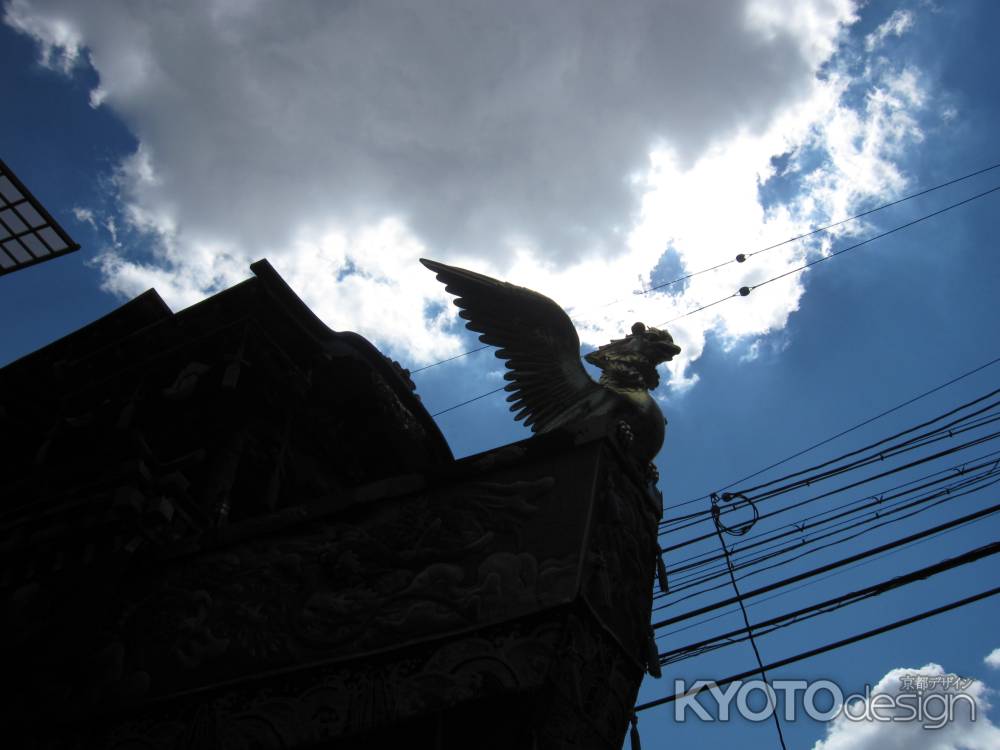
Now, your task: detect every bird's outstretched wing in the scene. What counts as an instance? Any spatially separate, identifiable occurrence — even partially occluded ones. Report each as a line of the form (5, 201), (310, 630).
(422, 258), (603, 432)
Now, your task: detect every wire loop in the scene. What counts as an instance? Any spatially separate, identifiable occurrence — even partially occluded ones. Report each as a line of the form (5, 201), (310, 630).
(711, 492), (759, 535)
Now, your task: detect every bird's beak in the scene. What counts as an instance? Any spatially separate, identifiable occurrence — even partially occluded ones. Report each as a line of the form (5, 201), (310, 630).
(652, 342), (680, 363)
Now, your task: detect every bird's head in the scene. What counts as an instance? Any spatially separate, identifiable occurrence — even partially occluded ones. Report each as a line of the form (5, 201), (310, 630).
(585, 322), (681, 389)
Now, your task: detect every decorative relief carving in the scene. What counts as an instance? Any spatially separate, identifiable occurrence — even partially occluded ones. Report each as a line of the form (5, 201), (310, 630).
(113, 476), (569, 699)
(539, 612), (642, 750)
(106, 620), (564, 750)
(580, 464), (660, 669)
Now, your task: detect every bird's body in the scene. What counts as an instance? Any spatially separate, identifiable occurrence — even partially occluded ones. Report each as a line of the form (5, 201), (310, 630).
(421, 258), (680, 466)
(605, 386), (666, 462)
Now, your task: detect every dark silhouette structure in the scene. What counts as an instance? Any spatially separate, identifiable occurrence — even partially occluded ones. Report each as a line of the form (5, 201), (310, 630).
(0, 260), (664, 748)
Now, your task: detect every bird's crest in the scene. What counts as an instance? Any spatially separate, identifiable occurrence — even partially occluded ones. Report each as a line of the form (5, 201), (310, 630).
(584, 322), (681, 390)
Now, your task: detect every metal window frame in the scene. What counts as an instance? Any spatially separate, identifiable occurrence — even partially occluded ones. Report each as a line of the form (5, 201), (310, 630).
(0, 158), (81, 276)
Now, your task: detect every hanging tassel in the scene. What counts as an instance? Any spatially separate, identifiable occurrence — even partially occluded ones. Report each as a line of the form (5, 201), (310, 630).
(646, 625), (662, 678)
(656, 547), (669, 593)
(629, 714), (642, 750)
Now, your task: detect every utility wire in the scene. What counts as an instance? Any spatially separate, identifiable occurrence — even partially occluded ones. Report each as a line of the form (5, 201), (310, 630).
(662, 422), (1000, 574)
(662, 432), (1000, 572)
(754, 186), (1000, 294)
(657, 184), (1000, 327)
(411, 162), (1000, 375)
(658, 470), (1000, 605)
(660, 449), (1000, 578)
(637, 161), (1000, 297)
(427, 184), (1000, 417)
(410, 345), (490, 374)
(636, 584), (1000, 712)
(711, 413), (1000, 526)
(655, 502), (998, 644)
(652, 500), (1000, 630)
(656, 459), (1000, 597)
(660, 426), (1000, 555)
(711, 498), (789, 750)
(721, 391), (1000, 508)
(662, 432), (1000, 553)
(662, 467), (1000, 593)
(662, 354), (1000, 513)
(658, 477), (1000, 606)
(658, 538), (1000, 666)
(430, 385), (506, 417)
(660, 389), (1000, 531)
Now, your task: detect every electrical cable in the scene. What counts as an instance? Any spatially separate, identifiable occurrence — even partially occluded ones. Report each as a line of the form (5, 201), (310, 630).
(425, 185), (1000, 418)
(673, 425), (1000, 560)
(659, 425), (1000, 555)
(656, 184), (1000, 328)
(657, 458), (1000, 597)
(410, 163), (1000, 376)
(655, 503), (998, 644)
(710, 496), (789, 750)
(659, 396), (1000, 534)
(661, 354), (1000, 513)
(651, 500), (1000, 630)
(658, 538), (1000, 666)
(734, 392), (1000, 503)
(636, 584), (1000, 712)
(658, 477), (1000, 607)
(430, 385), (506, 417)
(659, 449), (1000, 579)
(658, 467), (1000, 603)
(410, 345), (490, 374)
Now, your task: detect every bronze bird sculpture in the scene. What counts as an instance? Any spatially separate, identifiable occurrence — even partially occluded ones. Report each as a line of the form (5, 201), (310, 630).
(422, 259), (681, 467)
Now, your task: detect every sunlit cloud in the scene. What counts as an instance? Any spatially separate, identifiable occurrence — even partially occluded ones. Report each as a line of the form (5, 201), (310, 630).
(6, 0), (933, 393)
(812, 662), (1000, 750)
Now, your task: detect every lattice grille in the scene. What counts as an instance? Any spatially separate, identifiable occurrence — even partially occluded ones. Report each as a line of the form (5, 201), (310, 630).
(0, 158), (79, 275)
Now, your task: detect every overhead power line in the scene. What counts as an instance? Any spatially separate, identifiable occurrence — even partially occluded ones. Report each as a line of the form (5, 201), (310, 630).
(410, 345), (491, 374)
(662, 354), (1000, 514)
(739, 404), (1000, 502)
(659, 449), (1000, 580)
(658, 477), (1000, 608)
(660, 420), (1000, 555)
(657, 184), (1000, 327)
(655, 459), (1000, 601)
(411, 161), (1000, 376)
(636, 584), (1000, 712)
(655, 501), (997, 644)
(637, 161), (1000, 297)
(658, 538), (1000, 667)
(652, 500), (1000, 630)
(661, 385), (1000, 531)
(430, 385), (506, 417)
(425, 183), (1000, 418)
(662, 424), (1000, 552)
(710, 497), (790, 750)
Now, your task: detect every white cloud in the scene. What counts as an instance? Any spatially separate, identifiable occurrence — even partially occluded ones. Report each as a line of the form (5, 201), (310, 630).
(4, 0), (81, 72)
(740, 340), (762, 363)
(865, 8), (915, 52)
(812, 662), (1000, 750)
(986, 648), (1000, 669)
(88, 84), (106, 108)
(4, 1), (932, 388)
(72, 206), (96, 229)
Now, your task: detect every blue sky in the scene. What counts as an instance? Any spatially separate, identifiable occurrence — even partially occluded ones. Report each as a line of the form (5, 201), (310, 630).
(2, 1), (999, 748)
